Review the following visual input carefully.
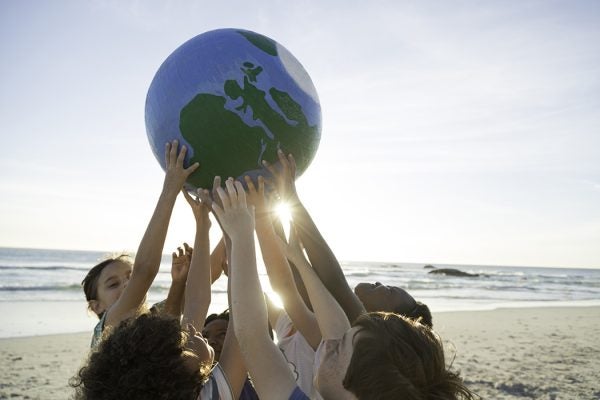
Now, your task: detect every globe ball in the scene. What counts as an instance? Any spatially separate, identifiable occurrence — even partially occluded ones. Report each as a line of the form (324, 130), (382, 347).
(145, 28), (322, 190)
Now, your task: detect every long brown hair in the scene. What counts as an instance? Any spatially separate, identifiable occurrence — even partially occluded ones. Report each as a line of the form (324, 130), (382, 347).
(343, 312), (476, 399)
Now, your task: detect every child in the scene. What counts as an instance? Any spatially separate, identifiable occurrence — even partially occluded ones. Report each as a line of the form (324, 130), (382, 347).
(213, 178), (475, 400)
(72, 159), (247, 399)
(81, 142), (229, 347)
(245, 175), (321, 398)
(211, 178), (310, 399)
(82, 140), (198, 347)
(264, 150), (432, 327)
(203, 310), (260, 400)
(83, 245), (190, 347)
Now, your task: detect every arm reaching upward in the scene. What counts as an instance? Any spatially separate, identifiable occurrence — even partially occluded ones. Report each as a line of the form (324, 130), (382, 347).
(181, 189), (212, 330)
(264, 150), (366, 324)
(212, 178), (300, 400)
(245, 175), (320, 350)
(163, 243), (192, 317)
(209, 237), (227, 282)
(281, 225), (350, 340)
(106, 140), (198, 328)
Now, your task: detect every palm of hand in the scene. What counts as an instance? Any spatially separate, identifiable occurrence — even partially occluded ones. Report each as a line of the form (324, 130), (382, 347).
(171, 257), (190, 281)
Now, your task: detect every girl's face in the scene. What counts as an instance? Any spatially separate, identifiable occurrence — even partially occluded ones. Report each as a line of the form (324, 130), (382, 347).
(314, 326), (361, 400)
(202, 318), (228, 361)
(354, 282), (416, 314)
(89, 261), (132, 316)
(182, 325), (215, 371)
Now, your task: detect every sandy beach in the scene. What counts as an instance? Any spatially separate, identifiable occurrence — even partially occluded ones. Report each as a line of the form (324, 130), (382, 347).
(1, 306), (599, 399)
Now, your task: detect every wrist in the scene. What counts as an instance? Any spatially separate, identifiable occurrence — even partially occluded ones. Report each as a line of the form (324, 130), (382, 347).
(160, 183), (181, 199)
(254, 211), (271, 223)
(227, 226), (255, 241)
(195, 219), (211, 231)
(254, 219), (272, 233)
(286, 193), (301, 208)
(170, 279), (186, 288)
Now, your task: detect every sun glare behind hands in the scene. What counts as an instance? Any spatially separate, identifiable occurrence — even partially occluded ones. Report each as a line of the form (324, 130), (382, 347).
(275, 202), (292, 223)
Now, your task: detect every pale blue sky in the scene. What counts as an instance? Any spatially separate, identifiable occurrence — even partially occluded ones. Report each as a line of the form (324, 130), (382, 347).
(0, 0), (598, 268)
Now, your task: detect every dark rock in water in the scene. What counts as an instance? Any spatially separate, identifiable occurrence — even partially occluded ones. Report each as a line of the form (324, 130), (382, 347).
(423, 264), (435, 269)
(428, 268), (479, 277)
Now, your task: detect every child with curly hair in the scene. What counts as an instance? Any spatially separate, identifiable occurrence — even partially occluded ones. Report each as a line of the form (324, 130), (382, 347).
(72, 143), (248, 399)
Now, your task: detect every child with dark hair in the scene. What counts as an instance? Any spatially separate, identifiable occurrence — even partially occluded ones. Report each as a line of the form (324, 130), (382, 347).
(72, 143), (248, 399)
(203, 310), (260, 400)
(264, 150), (433, 328)
(83, 244), (192, 347)
(72, 313), (213, 400)
(82, 141), (197, 347)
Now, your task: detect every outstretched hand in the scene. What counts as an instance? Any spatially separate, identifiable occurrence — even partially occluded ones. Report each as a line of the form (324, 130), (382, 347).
(171, 243), (192, 283)
(211, 178), (255, 239)
(163, 140), (199, 194)
(262, 149), (298, 202)
(244, 175), (271, 219)
(182, 189), (211, 228)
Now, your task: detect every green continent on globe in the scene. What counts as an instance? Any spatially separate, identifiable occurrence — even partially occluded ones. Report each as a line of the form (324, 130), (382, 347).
(180, 60), (318, 189)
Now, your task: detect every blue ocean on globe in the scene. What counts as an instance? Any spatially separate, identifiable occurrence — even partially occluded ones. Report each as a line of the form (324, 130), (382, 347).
(145, 28), (322, 189)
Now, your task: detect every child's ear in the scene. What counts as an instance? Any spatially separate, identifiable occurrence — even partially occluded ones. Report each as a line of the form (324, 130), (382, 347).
(89, 300), (103, 316)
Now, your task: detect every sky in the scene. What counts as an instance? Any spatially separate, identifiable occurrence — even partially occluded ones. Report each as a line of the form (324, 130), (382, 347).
(0, 0), (598, 268)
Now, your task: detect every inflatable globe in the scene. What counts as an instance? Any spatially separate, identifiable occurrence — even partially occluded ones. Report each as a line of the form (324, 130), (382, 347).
(145, 28), (321, 190)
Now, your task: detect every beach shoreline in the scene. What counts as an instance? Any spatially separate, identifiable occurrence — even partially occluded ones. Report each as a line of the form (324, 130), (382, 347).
(1, 306), (599, 399)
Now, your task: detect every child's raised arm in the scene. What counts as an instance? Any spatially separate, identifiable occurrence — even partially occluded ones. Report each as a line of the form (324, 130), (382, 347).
(264, 150), (366, 324)
(212, 178), (302, 400)
(162, 243), (192, 317)
(209, 237), (227, 282)
(245, 175), (321, 350)
(196, 181), (248, 399)
(181, 189), (212, 330)
(282, 225), (350, 340)
(105, 140), (198, 328)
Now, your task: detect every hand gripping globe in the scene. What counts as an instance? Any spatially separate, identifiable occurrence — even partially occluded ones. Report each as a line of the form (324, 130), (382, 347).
(145, 28), (322, 190)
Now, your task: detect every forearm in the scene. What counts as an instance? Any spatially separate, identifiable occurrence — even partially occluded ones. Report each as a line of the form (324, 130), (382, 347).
(182, 224), (211, 328)
(290, 199), (366, 322)
(291, 254), (350, 340)
(209, 237), (226, 283)
(163, 280), (185, 317)
(106, 187), (178, 327)
(230, 235), (298, 399)
(256, 220), (320, 348)
(255, 219), (296, 294)
(134, 189), (178, 278)
(219, 266), (248, 400)
(230, 237), (269, 345)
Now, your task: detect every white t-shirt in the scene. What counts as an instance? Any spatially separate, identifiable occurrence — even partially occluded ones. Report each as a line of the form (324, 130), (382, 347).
(198, 363), (234, 400)
(275, 311), (322, 400)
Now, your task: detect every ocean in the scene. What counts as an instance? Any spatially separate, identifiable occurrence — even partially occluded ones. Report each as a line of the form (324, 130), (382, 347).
(1, 246), (599, 338)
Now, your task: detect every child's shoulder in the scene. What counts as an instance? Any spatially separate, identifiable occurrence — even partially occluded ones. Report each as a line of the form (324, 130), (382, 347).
(197, 363), (234, 400)
(90, 312), (107, 348)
